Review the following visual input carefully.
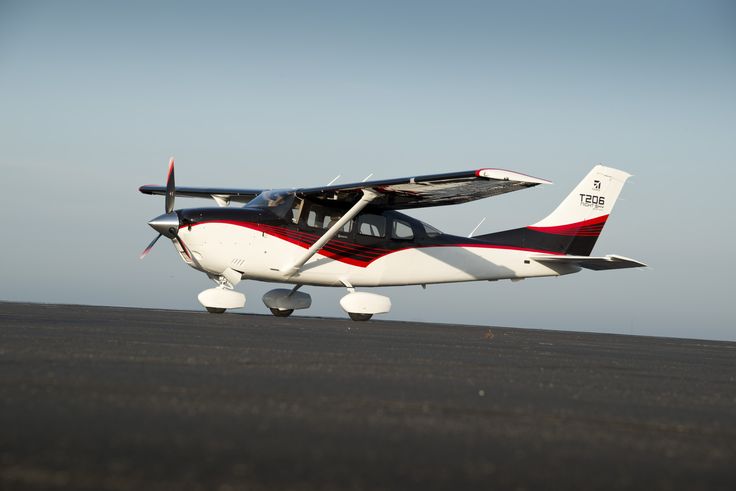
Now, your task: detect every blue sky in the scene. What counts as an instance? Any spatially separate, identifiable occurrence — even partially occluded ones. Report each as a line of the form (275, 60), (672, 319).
(1, 1), (734, 340)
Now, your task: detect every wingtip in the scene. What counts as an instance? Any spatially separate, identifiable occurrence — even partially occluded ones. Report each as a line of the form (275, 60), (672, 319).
(476, 168), (552, 185)
(139, 184), (158, 194)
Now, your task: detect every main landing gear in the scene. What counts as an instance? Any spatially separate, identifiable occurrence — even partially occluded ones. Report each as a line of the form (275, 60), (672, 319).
(200, 274), (391, 321)
(262, 287), (311, 318)
(339, 289), (391, 322)
(261, 286), (391, 321)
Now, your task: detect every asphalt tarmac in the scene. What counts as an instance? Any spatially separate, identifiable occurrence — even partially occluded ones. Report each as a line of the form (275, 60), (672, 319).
(0, 302), (734, 490)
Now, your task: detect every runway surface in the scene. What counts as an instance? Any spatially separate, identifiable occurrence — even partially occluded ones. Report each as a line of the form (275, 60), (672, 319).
(0, 302), (734, 490)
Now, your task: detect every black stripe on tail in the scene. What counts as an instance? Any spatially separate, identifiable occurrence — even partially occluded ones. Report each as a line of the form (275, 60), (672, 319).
(475, 215), (609, 256)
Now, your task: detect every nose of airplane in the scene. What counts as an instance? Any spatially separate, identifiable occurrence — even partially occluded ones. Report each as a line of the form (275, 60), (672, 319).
(148, 212), (180, 239)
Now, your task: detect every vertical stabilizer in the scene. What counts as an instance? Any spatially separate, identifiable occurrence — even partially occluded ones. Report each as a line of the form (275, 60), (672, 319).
(531, 165), (630, 228)
(526, 165), (631, 255)
(476, 165), (632, 256)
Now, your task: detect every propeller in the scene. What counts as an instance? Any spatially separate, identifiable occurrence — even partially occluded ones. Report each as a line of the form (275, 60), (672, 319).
(140, 157), (181, 259)
(165, 157), (175, 214)
(140, 233), (163, 259)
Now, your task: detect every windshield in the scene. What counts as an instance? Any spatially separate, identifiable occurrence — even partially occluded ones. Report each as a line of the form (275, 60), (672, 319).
(245, 190), (296, 218)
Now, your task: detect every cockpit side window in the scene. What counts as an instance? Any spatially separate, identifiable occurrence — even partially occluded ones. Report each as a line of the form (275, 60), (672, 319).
(306, 209), (323, 228)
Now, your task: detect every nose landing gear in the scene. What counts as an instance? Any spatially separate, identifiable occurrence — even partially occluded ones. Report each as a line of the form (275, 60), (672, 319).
(198, 268), (245, 314)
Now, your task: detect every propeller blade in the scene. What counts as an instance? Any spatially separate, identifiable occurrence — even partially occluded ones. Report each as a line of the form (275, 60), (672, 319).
(140, 233), (162, 259)
(165, 157), (175, 214)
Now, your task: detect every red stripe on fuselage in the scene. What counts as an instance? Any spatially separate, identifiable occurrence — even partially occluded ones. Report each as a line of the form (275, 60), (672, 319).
(185, 219), (564, 267)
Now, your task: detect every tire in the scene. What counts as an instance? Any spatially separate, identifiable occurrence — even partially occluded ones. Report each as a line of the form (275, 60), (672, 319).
(348, 312), (373, 322)
(270, 308), (294, 317)
(206, 307), (226, 314)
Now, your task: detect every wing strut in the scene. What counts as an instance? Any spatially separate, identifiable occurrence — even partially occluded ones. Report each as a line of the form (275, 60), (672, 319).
(281, 189), (379, 278)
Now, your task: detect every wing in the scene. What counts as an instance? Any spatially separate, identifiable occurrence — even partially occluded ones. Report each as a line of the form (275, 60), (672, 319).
(139, 168), (549, 209)
(294, 168), (551, 210)
(139, 185), (263, 205)
(532, 254), (647, 270)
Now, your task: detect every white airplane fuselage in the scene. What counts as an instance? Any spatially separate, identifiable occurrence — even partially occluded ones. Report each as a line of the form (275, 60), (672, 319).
(172, 217), (575, 288)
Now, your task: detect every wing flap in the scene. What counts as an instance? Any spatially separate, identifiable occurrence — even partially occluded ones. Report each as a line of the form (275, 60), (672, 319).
(532, 254), (647, 270)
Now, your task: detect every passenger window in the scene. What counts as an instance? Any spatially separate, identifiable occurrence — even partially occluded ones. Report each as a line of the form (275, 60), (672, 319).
(357, 214), (386, 237)
(391, 219), (414, 240)
(340, 219), (353, 233)
(304, 204), (351, 232)
(323, 215), (341, 229)
(323, 215), (353, 233)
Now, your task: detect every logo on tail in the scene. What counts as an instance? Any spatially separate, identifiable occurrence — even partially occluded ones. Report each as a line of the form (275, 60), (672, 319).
(579, 194), (605, 208)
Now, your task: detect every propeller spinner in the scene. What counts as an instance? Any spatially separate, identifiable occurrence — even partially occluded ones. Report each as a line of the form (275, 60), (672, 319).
(140, 157), (181, 259)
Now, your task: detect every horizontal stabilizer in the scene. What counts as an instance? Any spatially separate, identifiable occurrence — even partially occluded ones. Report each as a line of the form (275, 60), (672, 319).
(532, 254), (647, 271)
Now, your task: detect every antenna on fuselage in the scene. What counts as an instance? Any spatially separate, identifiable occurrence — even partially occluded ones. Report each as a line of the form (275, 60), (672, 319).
(468, 217), (486, 238)
(326, 175), (341, 186)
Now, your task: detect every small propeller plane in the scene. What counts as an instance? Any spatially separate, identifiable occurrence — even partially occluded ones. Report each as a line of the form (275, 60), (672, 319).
(140, 160), (645, 320)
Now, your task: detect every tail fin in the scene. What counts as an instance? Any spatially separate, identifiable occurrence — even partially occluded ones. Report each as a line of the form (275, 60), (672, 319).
(527, 165), (631, 255)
